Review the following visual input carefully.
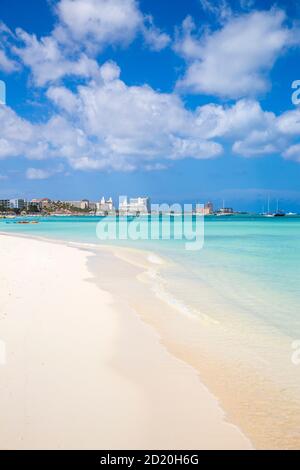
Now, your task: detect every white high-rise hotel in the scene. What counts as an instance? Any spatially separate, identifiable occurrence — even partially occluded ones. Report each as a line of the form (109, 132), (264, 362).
(96, 197), (114, 213)
(119, 197), (151, 215)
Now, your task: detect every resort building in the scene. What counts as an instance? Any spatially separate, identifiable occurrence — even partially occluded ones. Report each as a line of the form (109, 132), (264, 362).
(65, 200), (90, 210)
(9, 199), (26, 211)
(204, 202), (214, 215)
(30, 199), (41, 209)
(40, 198), (51, 209)
(30, 198), (52, 210)
(0, 199), (27, 212)
(28, 200), (41, 212)
(119, 197), (151, 215)
(0, 200), (10, 211)
(89, 202), (97, 211)
(80, 199), (90, 210)
(219, 207), (234, 214)
(196, 201), (214, 215)
(96, 197), (114, 214)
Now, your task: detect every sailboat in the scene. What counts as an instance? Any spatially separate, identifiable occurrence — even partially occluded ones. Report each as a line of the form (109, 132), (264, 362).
(216, 199), (233, 216)
(274, 199), (285, 217)
(263, 196), (274, 217)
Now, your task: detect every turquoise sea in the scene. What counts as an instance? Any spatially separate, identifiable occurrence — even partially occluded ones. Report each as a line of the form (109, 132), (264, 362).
(1, 215), (299, 335)
(1, 214), (300, 448)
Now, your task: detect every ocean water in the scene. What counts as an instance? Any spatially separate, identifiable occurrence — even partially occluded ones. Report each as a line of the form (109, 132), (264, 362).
(2, 215), (298, 334)
(1, 214), (300, 447)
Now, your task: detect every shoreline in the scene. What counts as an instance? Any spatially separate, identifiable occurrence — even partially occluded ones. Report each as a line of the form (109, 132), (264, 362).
(97, 241), (300, 450)
(0, 232), (252, 450)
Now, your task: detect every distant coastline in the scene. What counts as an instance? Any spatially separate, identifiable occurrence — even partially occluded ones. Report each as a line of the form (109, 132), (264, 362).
(1, 196), (298, 218)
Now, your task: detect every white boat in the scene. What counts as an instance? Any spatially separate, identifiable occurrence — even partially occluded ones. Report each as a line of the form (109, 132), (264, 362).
(263, 197), (274, 217)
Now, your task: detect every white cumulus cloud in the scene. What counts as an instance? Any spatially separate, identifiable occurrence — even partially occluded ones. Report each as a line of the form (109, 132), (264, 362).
(26, 168), (52, 180)
(0, 22), (19, 72)
(0, 49), (18, 73)
(55, 0), (142, 51)
(0, 62), (224, 170)
(283, 144), (300, 163)
(10, 0), (170, 87)
(55, 0), (170, 53)
(13, 29), (101, 86)
(26, 164), (64, 180)
(176, 9), (293, 99)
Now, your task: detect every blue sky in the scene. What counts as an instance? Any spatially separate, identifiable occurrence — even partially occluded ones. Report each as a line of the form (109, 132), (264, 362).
(1, 0), (300, 211)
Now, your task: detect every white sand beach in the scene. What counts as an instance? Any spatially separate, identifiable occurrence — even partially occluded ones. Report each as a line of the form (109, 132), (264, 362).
(0, 233), (252, 450)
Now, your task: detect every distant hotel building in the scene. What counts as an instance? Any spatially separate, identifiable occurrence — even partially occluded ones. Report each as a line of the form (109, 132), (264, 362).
(196, 202), (214, 215)
(219, 207), (234, 214)
(204, 202), (214, 215)
(64, 200), (97, 210)
(0, 200), (10, 211)
(30, 198), (51, 210)
(96, 197), (114, 214)
(65, 200), (87, 210)
(10, 199), (26, 211)
(119, 197), (151, 215)
(0, 199), (26, 211)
